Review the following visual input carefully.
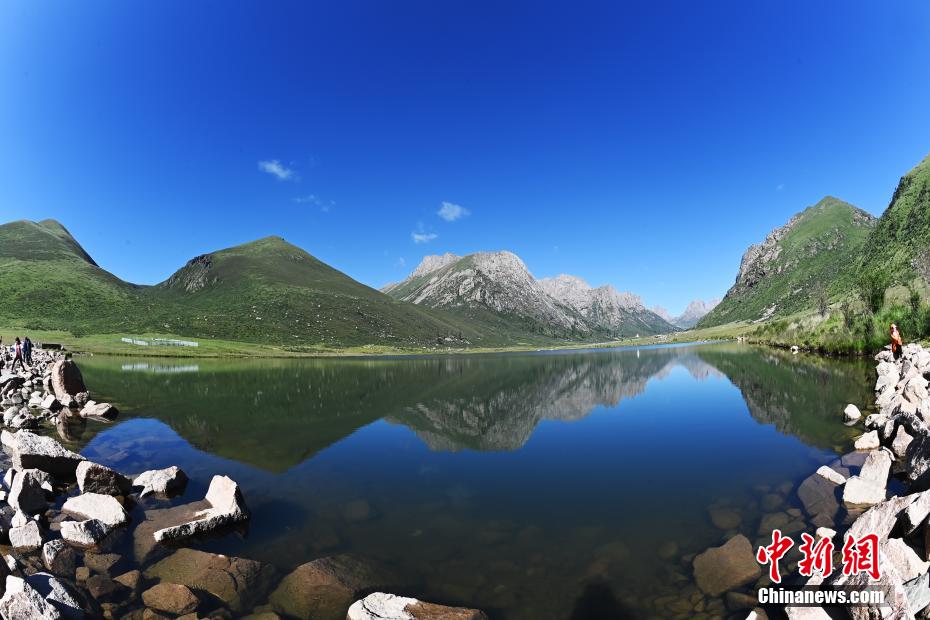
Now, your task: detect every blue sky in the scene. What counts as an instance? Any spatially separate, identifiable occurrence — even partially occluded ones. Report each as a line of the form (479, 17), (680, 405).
(1, 2), (929, 315)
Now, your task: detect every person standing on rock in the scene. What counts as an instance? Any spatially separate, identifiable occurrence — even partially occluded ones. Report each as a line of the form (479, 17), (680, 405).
(22, 336), (32, 366)
(10, 337), (25, 371)
(891, 323), (904, 361)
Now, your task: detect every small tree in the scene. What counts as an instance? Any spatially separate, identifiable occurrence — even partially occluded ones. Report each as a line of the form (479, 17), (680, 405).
(813, 281), (828, 317)
(859, 270), (889, 315)
(910, 287), (922, 316)
(840, 298), (855, 330)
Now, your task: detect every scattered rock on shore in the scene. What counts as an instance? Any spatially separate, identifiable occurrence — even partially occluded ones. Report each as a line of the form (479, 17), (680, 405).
(692, 534), (760, 596)
(348, 592), (488, 620)
(144, 548), (276, 614)
(269, 555), (402, 620)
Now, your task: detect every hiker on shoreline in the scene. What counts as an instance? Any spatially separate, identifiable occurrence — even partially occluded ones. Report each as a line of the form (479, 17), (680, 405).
(23, 336), (33, 365)
(11, 337), (25, 371)
(891, 323), (904, 361)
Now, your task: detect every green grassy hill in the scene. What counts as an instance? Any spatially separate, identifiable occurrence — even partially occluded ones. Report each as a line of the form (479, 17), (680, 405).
(699, 197), (876, 327)
(861, 153), (930, 284)
(0, 220), (142, 334)
(144, 236), (483, 347)
(0, 221), (487, 348)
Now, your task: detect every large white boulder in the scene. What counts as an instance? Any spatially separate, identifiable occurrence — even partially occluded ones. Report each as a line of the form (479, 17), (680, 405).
(153, 475), (249, 543)
(61, 493), (128, 528)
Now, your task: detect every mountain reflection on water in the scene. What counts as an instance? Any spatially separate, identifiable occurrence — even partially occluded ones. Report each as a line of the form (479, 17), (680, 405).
(78, 343), (871, 470)
(70, 343), (872, 620)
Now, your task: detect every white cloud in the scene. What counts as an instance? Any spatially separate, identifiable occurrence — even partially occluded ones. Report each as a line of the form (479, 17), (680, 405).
(437, 201), (470, 222)
(412, 232), (438, 244)
(293, 194), (334, 212)
(395, 257), (407, 268)
(258, 159), (295, 181)
(776, 183), (784, 191)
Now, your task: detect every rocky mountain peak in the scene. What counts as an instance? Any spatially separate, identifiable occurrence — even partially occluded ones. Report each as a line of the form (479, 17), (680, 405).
(410, 253), (461, 278)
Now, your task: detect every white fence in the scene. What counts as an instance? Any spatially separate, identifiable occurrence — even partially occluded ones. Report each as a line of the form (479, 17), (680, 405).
(120, 337), (199, 347)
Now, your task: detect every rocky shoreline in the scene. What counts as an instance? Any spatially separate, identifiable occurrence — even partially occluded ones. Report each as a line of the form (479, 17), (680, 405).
(0, 350), (487, 619)
(677, 342), (930, 620)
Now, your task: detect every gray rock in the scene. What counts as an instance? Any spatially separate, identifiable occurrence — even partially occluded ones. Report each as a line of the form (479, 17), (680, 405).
(854, 431), (880, 450)
(153, 475), (248, 543)
(691, 534), (761, 596)
(9, 521), (43, 552)
(348, 593), (488, 620)
(25, 573), (83, 620)
(61, 493), (128, 528)
(893, 425), (915, 460)
(41, 541), (76, 578)
(269, 554), (402, 620)
(0, 430), (84, 478)
(131, 466), (187, 497)
(859, 449), (893, 484)
(843, 404), (862, 422)
(884, 538), (929, 582)
(49, 361), (86, 402)
(144, 548), (276, 614)
(0, 576), (62, 619)
(9, 469), (50, 515)
(75, 462), (130, 496)
(142, 582), (199, 615)
(848, 494), (920, 542)
(59, 519), (111, 548)
(903, 571), (930, 616)
(78, 402), (117, 420)
(903, 491), (930, 535)
(39, 396), (61, 413)
(797, 471), (841, 522)
(843, 476), (886, 509)
(815, 466), (845, 485)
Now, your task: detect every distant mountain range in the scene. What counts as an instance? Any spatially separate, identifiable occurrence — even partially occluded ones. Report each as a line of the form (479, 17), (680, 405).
(651, 299), (721, 329)
(0, 222), (674, 348)
(8, 152), (926, 347)
(383, 252), (674, 339)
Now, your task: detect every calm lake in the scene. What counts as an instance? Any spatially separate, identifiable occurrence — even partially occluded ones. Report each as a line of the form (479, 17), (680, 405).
(65, 342), (871, 619)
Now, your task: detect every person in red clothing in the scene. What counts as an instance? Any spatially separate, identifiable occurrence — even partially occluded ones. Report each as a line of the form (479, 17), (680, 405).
(890, 323), (904, 361)
(11, 337), (25, 371)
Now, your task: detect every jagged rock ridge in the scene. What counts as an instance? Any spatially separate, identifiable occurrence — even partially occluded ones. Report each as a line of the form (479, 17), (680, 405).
(385, 252), (675, 338)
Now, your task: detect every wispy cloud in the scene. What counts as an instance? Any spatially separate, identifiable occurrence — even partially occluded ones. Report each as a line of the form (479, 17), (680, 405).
(776, 183), (784, 191)
(437, 201), (470, 222)
(293, 194), (334, 212)
(395, 257), (407, 268)
(258, 159), (295, 181)
(411, 221), (437, 244)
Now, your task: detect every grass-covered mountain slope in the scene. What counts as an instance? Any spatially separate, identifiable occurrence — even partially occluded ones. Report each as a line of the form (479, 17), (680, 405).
(861, 154), (930, 284)
(0, 222), (482, 348)
(146, 236), (481, 347)
(700, 197), (876, 327)
(0, 220), (141, 333)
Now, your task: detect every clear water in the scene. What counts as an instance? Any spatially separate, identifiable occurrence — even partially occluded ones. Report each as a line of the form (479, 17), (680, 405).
(63, 343), (871, 619)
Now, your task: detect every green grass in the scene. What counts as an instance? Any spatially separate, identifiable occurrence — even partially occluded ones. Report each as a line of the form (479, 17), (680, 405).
(861, 153), (930, 285)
